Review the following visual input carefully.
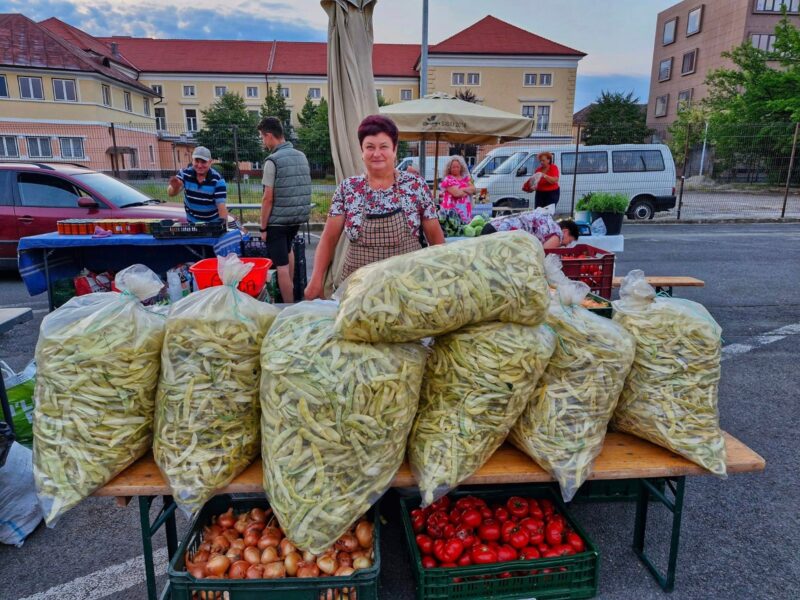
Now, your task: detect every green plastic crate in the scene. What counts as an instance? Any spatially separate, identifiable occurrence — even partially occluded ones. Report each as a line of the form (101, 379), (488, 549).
(573, 478), (666, 503)
(400, 484), (599, 600)
(168, 494), (380, 600)
(584, 293), (613, 319)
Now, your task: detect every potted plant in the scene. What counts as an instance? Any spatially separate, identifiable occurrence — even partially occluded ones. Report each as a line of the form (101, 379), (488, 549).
(585, 192), (628, 235)
(574, 193), (592, 223)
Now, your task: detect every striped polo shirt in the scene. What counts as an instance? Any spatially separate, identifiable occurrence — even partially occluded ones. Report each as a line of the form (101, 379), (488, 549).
(177, 166), (227, 222)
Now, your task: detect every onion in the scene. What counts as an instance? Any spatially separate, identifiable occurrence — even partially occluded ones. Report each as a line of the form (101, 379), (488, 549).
(230, 539), (245, 552)
(250, 507), (267, 523)
(211, 535), (231, 552)
(246, 564), (264, 579)
(243, 546), (262, 565)
(260, 546), (279, 564)
(335, 534), (359, 553)
(259, 529), (282, 549)
(335, 566), (355, 577)
(218, 508), (235, 529)
(263, 561), (286, 579)
(229, 560), (250, 579)
(337, 552), (352, 568)
(350, 550), (368, 561)
(302, 550), (317, 563)
(198, 541), (213, 553)
(234, 517), (249, 534)
(283, 551), (301, 576)
(222, 529), (240, 543)
(246, 523), (266, 536)
(225, 548), (241, 562)
(203, 525), (222, 541)
(244, 531), (260, 548)
(279, 538), (297, 558)
(317, 553), (338, 575)
(205, 555), (231, 577)
(296, 561), (320, 578)
(188, 563), (206, 579)
(355, 521), (374, 549)
(353, 556), (372, 570)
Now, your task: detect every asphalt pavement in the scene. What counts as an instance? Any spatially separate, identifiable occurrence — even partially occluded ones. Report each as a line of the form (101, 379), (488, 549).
(1, 222), (799, 600)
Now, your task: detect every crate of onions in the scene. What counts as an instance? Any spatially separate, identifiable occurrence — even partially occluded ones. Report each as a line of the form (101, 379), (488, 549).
(168, 495), (379, 600)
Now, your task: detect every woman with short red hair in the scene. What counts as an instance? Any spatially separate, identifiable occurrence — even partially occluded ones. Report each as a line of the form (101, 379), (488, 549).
(527, 151), (560, 213)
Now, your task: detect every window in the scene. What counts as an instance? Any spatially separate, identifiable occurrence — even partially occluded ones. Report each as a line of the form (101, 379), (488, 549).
(279, 87), (290, 98)
(246, 86), (258, 98)
(124, 91), (132, 111)
(400, 89), (412, 101)
(183, 85), (196, 97)
(0, 75), (7, 97)
(687, 6), (703, 36)
(308, 87), (321, 99)
(53, 78), (77, 101)
(148, 145), (155, 163)
(678, 89), (693, 111)
(102, 84), (112, 107)
(214, 86), (227, 97)
(451, 72), (465, 86)
(17, 173), (82, 208)
(185, 109), (198, 132)
(151, 84), (163, 96)
(561, 151), (609, 175)
(682, 49), (698, 75)
(522, 105), (535, 118)
(467, 72), (480, 86)
(524, 73), (537, 86)
(658, 58), (673, 82)
(143, 97), (150, 116)
(155, 107), (166, 131)
(751, 34), (777, 52)
(612, 150), (666, 173)
(539, 73), (553, 86)
(19, 76), (44, 100)
(663, 17), (677, 45)
(59, 137), (85, 159)
(755, 0), (799, 12)
(26, 137), (52, 158)
(655, 94), (669, 118)
(0, 136), (19, 158)
(536, 106), (550, 132)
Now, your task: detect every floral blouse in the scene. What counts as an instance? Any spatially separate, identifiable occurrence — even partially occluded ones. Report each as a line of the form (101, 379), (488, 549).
(487, 210), (563, 244)
(328, 170), (438, 241)
(439, 174), (473, 222)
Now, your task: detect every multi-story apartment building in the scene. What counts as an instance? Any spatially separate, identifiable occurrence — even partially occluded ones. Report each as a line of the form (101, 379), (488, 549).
(647, 0), (800, 126)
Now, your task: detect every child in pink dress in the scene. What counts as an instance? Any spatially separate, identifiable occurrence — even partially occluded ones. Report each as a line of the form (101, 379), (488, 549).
(439, 156), (475, 222)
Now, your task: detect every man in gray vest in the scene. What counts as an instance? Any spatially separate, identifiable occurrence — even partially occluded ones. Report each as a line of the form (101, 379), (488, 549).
(258, 116), (312, 303)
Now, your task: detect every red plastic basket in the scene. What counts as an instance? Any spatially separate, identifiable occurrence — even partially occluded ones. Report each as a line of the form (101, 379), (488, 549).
(189, 257), (272, 298)
(545, 243), (615, 299)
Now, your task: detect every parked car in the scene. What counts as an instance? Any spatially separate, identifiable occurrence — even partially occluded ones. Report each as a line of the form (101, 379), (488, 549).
(0, 163), (187, 269)
(471, 148), (517, 178)
(472, 144), (677, 220)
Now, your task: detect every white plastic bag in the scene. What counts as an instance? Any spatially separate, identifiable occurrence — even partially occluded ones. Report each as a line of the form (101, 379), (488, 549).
(611, 270), (726, 476)
(590, 218), (607, 237)
(33, 265), (166, 526)
(510, 259), (636, 501)
(154, 254), (279, 516)
(260, 301), (427, 553)
(409, 322), (556, 506)
(0, 442), (43, 546)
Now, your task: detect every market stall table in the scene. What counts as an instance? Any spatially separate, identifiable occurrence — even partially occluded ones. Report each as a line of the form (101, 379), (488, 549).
(17, 230), (244, 310)
(95, 431), (764, 600)
(612, 276), (705, 296)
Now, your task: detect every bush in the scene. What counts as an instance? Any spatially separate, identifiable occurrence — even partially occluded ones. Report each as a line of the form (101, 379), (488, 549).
(585, 192), (629, 214)
(576, 193), (593, 211)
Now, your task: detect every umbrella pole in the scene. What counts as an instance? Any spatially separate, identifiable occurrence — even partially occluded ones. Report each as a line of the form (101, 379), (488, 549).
(433, 134), (440, 202)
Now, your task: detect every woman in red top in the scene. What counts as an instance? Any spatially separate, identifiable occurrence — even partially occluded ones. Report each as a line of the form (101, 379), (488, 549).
(530, 151), (560, 213)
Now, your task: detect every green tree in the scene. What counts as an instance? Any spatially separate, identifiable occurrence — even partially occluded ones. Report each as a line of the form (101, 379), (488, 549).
(260, 84), (294, 140)
(581, 91), (653, 145)
(666, 106), (710, 171)
(196, 92), (261, 178)
(297, 96), (318, 128)
(296, 97), (333, 175)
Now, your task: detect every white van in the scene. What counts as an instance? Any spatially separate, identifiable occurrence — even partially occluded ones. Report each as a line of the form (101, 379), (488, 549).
(472, 148), (517, 178)
(397, 156), (453, 184)
(472, 144), (677, 220)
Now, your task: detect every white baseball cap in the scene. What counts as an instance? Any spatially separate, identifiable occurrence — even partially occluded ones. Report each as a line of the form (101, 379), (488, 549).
(192, 146), (212, 162)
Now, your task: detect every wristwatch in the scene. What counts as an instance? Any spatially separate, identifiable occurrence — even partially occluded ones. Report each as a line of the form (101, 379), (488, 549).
(259, 227), (268, 233)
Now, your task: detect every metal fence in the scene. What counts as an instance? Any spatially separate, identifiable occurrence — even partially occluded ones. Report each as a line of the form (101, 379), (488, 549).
(1, 120), (798, 223)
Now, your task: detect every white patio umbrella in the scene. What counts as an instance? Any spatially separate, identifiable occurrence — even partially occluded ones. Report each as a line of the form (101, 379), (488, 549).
(380, 92), (535, 196)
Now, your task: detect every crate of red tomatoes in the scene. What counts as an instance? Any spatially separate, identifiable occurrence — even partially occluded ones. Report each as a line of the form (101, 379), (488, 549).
(400, 485), (599, 600)
(545, 244), (615, 300)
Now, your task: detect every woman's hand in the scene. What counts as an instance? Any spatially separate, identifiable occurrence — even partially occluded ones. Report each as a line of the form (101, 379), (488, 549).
(304, 277), (324, 300)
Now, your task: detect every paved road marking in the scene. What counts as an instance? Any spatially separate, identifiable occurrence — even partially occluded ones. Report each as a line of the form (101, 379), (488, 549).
(16, 547), (168, 600)
(721, 322), (800, 361)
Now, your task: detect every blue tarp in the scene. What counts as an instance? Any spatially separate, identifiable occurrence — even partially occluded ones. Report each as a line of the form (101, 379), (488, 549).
(18, 230), (245, 296)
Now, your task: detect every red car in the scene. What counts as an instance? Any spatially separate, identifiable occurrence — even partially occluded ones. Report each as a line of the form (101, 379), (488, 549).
(0, 163), (187, 269)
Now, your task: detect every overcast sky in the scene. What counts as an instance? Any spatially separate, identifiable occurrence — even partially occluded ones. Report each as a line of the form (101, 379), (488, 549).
(9, 0), (678, 110)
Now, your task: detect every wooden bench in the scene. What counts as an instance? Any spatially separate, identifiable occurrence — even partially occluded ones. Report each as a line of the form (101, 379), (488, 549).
(612, 276), (705, 296)
(96, 431), (763, 599)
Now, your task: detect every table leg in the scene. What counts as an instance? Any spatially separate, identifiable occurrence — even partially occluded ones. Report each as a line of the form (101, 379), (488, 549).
(138, 495), (179, 600)
(43, 249), (54, 312)
(632, 476), (686, 592)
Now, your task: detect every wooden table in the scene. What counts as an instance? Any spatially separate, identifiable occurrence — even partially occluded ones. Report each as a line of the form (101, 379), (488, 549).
(96, 431), (764, 599)
(612, 276), (705, 296)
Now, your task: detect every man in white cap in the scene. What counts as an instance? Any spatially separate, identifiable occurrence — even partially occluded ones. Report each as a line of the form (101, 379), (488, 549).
(167, 146), (229, 223)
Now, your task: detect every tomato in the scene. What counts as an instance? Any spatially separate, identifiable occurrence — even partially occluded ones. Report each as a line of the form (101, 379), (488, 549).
(460, 509), (482, 529)
(566, 532), (585, 553)
(470, 544), (498, 564)
(478, 519), (501, 542)
(435, 539), (465, 563)
(555, 544), (575, 556)
(416, 534), (434, 555)
(527, 499), (544, 520)
(538, 543), (550, 553)
(421, 556), (438, 569)
(480, 506), (493, 520)
(427, 511), (449, 539)
(506, 496), (529, 519)
(520, 546), (541, 560)
(497, 572), (512, 579)
(449, 508), (463, 525)
(502, 524), (530, 549)
(455, 497), (477, 512)
(440, 562), (457, 568)
(443, 524), (456, 539)
(494, 507), (510, 523)
(543, 549), (561, 558)
(411, 513), (425, 533)
(457, 553), (473, 567)
(454, 527), (476, 549)
(496, 544), (518, 562)
(527, 528), (544, 546)
(431, 496), (451, 513)
(545, 522), (564, 546)
(539, 499), (555, 517)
